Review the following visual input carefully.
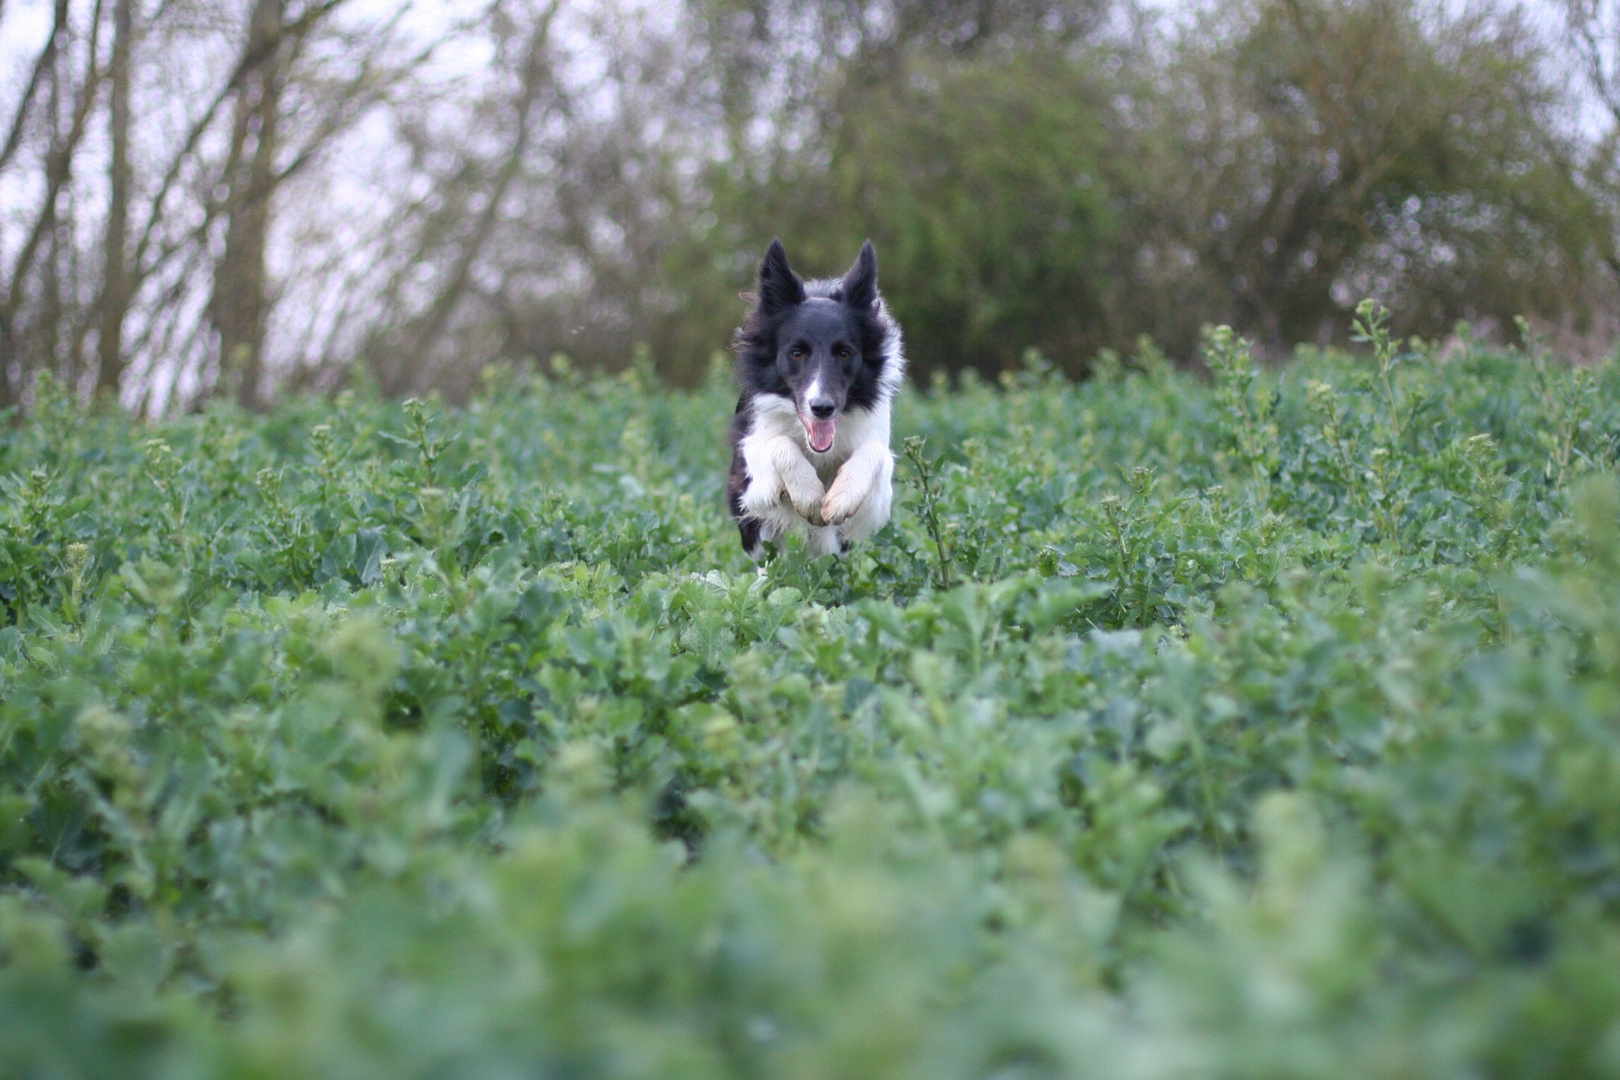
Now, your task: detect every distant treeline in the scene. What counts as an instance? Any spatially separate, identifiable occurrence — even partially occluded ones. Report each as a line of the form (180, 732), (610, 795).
(1, 0), (1616, 409)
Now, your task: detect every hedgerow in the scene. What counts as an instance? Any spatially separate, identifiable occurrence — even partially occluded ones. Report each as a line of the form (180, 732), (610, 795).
(2, 311), (1619, 1077)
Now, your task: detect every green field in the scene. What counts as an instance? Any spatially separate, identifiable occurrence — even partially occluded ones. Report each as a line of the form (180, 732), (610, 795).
(3, 312), (1620, 1078)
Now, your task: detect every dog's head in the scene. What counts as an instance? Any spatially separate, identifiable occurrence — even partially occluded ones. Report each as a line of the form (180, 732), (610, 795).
(737, 239), (888, 454)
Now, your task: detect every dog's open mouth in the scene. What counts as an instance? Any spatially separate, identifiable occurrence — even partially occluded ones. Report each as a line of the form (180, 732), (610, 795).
(799, 411), (837, 454)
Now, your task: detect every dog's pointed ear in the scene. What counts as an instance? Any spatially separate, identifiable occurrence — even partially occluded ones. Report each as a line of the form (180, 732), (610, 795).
(840, 240), (878, 310)
(757, 239), (805, 314)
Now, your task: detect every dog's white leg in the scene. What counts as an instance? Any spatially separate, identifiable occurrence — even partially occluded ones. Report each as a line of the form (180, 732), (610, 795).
(821, 443), (891, 528)
(834, 449), (894, 545)
(742, 434), (825, 525)
(751, 505), (805, 550)
(806, 525), (845, 557)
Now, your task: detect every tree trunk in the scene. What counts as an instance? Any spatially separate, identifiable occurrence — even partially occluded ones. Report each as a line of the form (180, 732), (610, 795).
(96, 0), (135, 402)
(210, 0), (283, 411)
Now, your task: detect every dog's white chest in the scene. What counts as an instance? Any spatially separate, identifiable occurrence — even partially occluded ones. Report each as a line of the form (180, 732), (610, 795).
(736, 395), (895, 557)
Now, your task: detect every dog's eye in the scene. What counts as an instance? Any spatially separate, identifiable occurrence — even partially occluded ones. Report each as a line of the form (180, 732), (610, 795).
(834, 345), (852, 360)
(788, 347), (807, 362)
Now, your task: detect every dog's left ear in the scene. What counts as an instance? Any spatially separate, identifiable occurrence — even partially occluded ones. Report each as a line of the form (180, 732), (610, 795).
(839, 241), (878, 310)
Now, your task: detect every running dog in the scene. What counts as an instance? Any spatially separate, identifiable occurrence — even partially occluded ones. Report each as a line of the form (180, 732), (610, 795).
(726, 239), (905, 558)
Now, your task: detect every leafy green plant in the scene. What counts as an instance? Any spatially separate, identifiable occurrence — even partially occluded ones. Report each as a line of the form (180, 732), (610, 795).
(1203, 325), (1279, 502)
(901, 435), (955, 590)
(0, 317), (1616, 1077)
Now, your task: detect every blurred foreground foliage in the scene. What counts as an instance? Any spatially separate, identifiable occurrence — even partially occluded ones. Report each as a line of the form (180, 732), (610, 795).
(2, 322), (1620, 1076)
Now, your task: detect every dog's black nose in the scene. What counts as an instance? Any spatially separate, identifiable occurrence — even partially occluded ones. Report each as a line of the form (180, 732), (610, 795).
(810, 398), (836, 419)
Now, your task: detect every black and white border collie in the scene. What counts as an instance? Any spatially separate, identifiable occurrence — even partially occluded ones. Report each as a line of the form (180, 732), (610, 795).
(726, 239), (905, 559)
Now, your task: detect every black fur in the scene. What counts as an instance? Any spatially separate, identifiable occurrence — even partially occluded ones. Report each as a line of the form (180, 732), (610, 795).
(727, 398), (763, 554)
(726, 239), (892, 554)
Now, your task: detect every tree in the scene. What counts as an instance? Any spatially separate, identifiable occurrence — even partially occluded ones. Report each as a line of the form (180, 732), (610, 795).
(0, 0), (439, 412)
(1122, 0), (1601, 354)
(95, 0), (134, 402)
(210, 0), (287, 411)
(1560, 0), (1620, 295)
(0, 0), (103, 407)
(689, 52), (1119, 382)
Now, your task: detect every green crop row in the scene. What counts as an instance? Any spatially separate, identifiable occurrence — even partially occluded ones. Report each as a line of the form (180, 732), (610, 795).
(1, 316), (1619, 1078)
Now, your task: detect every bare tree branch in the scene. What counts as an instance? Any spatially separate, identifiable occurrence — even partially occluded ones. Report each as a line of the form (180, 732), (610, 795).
(128, 0), (356, 282)
(374, 0), (563, 393)
(0, 0), (68, 177)
(0, 0), (106, 403)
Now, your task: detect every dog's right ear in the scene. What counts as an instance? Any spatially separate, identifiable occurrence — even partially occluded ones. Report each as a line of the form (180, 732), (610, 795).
(757, 239), (805, 314)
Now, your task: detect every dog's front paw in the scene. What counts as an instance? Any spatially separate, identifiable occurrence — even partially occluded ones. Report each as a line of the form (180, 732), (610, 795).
(819, 476), (861, 526)
(783, 477), (826, 527)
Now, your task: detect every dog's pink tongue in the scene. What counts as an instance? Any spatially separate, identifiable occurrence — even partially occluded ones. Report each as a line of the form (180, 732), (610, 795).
(807, 417), (837, 453)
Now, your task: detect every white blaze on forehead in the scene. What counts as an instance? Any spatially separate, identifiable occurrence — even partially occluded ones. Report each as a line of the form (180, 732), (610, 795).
(804, 374), (824, 403)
